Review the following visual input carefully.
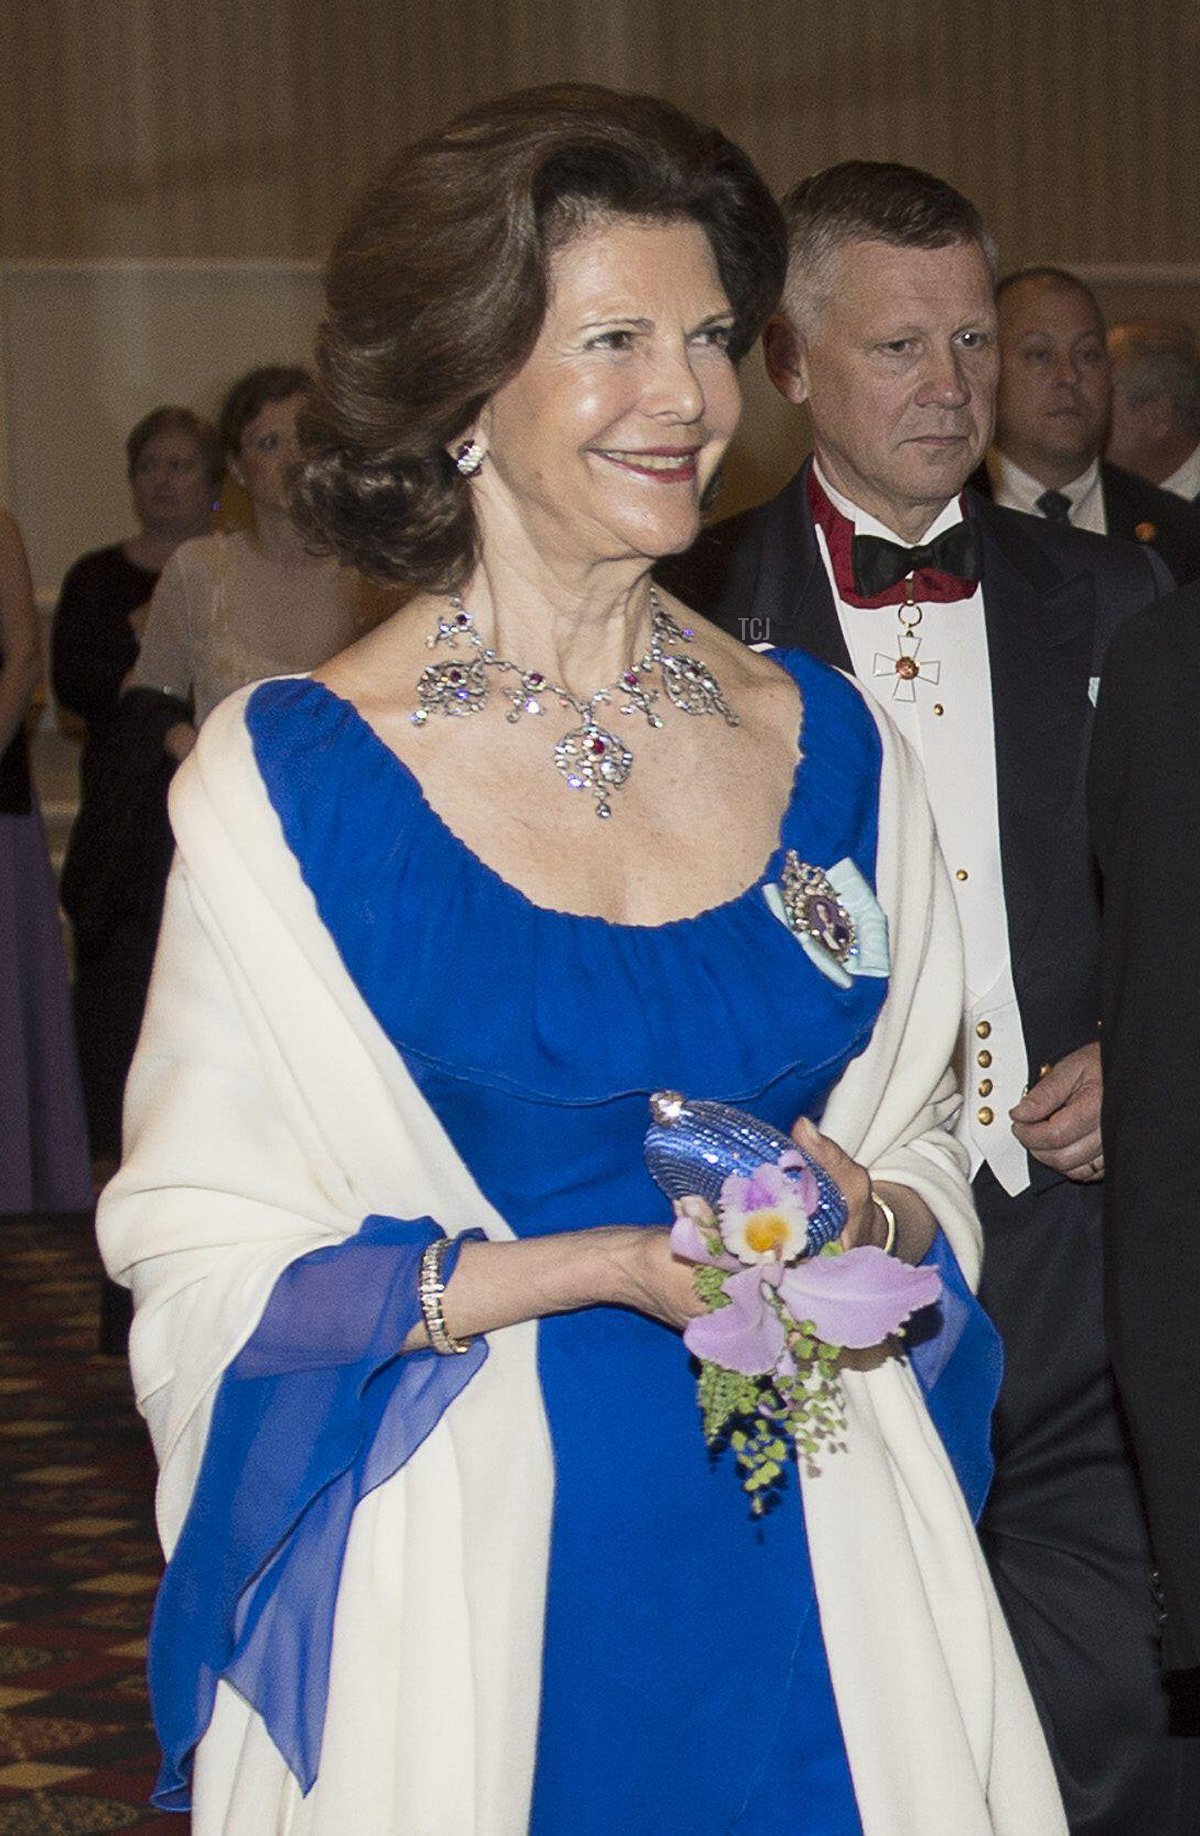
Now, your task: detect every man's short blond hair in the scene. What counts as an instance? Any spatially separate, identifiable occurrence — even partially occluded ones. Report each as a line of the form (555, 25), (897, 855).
(779, 160), (997, 331)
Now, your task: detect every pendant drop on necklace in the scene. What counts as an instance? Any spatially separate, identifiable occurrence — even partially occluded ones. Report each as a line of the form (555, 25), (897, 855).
(556, 722), (633, 819)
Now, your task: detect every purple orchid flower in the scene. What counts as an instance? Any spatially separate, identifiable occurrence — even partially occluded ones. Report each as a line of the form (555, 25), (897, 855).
(718, 1152), (818, 1264)
(668, 1161), (942, 1374)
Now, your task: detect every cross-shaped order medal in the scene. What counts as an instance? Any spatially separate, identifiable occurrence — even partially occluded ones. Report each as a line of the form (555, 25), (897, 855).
(873, 578), (941, 703)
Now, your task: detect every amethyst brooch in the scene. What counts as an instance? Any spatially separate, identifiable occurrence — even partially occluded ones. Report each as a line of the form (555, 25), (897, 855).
(764, 852), (889, 989)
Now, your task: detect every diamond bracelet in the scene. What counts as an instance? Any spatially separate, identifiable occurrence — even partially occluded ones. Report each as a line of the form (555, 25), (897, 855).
(418, 1237), (473, 1355)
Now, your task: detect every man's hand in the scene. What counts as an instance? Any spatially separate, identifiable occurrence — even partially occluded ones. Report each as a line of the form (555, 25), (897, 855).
(1009, 1040), (1103, 1180)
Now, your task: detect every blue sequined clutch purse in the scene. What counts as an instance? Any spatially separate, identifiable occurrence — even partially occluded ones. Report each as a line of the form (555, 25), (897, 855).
(643, 1091), (847, 1254)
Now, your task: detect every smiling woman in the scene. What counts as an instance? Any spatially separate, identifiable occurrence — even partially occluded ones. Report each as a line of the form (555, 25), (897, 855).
(100, 83), (1063, 1836)
(294, 88), (782, 593)
(469, 216), (740, 589)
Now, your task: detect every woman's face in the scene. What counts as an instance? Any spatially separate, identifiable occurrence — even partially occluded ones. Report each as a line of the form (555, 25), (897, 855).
(130, 427), (213, 535)
(473, 215), (741, 569)
(231, 392), (306, 517)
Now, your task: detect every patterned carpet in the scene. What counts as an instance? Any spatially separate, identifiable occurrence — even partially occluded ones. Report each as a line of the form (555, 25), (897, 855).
(0, 1212), (177, 1833)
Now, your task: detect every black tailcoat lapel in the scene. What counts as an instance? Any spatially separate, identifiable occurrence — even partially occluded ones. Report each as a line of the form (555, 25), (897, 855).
(733, 466), (852, 668)
(781, 511), (852, 670)
(971, 497), (1098, 972)
(661, 461), (851, 668)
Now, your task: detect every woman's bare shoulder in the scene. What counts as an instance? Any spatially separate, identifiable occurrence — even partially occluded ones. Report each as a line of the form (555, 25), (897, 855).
(314, 591), (437, 714)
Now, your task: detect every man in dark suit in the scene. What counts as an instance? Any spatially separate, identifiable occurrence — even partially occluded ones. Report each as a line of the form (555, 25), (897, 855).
(663, 160), (1195, 1833)
(979, 268), (1200, 584)
(1107, 317), (1200, 501)
(1090, 580), (1200, 1723)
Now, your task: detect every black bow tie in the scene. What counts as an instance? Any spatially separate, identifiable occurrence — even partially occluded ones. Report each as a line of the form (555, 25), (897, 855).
(851, 521), (982, 598)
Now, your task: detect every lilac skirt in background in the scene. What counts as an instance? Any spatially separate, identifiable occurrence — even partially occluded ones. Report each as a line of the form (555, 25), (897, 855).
(0, 806), (91, 1214)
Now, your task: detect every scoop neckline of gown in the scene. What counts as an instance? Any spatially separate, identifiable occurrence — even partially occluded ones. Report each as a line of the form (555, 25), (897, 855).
(282, 667), (809, 935)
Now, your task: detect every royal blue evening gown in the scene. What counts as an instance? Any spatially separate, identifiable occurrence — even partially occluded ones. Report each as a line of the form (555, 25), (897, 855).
(148, 649), (997, 1831)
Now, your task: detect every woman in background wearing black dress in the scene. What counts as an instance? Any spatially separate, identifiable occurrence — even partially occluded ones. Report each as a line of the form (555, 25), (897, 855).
(52, 406), (219, 1184)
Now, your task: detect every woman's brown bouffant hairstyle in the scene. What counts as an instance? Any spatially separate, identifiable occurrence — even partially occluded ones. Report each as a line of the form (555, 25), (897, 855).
(293, 84), (786, 588)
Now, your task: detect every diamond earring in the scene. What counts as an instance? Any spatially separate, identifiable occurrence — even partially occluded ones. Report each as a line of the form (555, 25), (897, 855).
(454, 439), (485, 477)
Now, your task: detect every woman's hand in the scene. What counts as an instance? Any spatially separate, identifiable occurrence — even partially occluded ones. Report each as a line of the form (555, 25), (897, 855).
(790, 1116), (937, 1264)
(602, 1225), (710, 1330)
(403, 1224), (710, 1353)
(790, 1116), (880, 1249)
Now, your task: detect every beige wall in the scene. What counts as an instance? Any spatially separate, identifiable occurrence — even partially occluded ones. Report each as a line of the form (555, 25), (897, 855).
(0, 260), (323, 596)
(2, 0), (1199, 547)
(3, 0), (1197, 267)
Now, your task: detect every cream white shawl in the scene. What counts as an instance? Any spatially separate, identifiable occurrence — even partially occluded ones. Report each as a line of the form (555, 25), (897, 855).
(98, 683), (1065, 1836)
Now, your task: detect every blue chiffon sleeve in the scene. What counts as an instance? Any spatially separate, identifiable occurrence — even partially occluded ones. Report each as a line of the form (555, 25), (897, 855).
(149, 1213), (487, 1811)
(907, 1228), (1003, 1522)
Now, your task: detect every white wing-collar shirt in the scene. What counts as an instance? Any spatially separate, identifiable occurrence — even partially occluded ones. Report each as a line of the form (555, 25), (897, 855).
(811, 461), (1031, 1195)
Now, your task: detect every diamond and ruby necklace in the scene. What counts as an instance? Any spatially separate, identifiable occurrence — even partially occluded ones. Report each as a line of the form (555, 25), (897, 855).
(410, 586), (739, 819)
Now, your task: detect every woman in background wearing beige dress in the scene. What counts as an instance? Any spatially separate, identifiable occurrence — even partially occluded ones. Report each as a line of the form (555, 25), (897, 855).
(130, 364), (388, 757)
